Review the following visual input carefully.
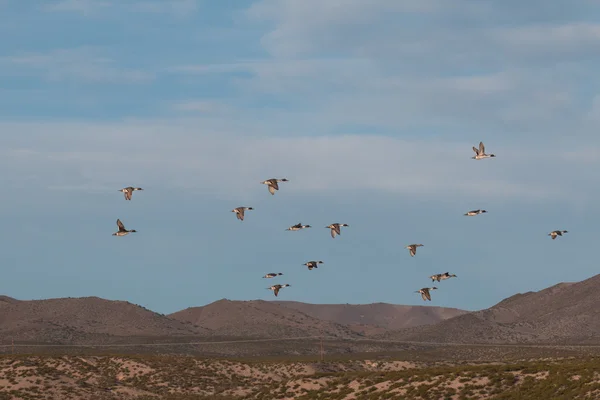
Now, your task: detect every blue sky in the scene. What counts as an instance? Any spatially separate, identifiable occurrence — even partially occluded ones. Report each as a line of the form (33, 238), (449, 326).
(1, 0), (600, 315)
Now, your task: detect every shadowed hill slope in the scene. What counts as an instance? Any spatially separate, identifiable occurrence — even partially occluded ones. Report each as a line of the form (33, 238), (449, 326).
(272, 301), (468, 334)
(0, 296), (208, 344)
(382, 274), (600, 344)
(169, 299), (363, 339)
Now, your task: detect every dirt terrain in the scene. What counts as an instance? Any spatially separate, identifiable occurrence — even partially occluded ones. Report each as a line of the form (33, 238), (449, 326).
(0, 295), (465, 347)
(0, 352), (599, 399)
(381, 273), (600, 345)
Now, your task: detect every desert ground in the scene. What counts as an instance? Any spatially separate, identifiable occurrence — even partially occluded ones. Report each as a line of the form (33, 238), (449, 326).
(1, 344), (600, 399)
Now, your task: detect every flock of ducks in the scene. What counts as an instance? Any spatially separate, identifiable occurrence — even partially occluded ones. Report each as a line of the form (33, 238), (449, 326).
(112, 142), (568, 303)
(256, 178), (350, 297)
(406, 142), (568, 302)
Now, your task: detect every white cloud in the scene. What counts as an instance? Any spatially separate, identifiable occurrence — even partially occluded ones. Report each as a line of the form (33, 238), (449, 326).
(245, 0), (600, 66)
(174, 59), (580, 135)
(2, 48), (154, 84)
(43, 0), (111, 15)
(172, 100), (232, 114)
(0, 119), (595, 206)
(129, 0), (200, 17)
(43, 0), (201, 17)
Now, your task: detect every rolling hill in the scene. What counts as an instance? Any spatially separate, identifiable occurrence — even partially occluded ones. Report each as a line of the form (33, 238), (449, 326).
(0, 296), (208, 344)
(273, 301), (468, 335)
(12, 274), (600, 348)
(168, 299), (361, 339)
(382, 274), (600, 344)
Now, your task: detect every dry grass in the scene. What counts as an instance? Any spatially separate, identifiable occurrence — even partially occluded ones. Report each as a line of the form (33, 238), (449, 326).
(0, 353), (599, 399)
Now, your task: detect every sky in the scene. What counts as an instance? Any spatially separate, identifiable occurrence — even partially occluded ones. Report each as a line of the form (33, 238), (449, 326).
(1, 0), (600, 315)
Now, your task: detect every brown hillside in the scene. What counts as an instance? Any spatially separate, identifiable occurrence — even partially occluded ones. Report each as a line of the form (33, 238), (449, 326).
(0, 297), (208, 344)
(169, 299), (363, 339)
(273, 301), (467, 333)
(385, 274), (600, 344)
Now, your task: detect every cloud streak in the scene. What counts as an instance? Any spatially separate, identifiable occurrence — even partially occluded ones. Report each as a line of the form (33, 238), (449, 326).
(1, 119), (595, 207)
(43, 0), (201, 17)
(2, 48), (154, 84)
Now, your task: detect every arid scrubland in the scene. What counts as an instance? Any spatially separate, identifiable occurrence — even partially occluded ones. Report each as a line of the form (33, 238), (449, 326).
(0, 353), (599, 399)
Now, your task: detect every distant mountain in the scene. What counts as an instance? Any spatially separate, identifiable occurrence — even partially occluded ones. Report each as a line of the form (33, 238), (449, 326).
(18, 280), (600, 348)
(272, 301), (468, 335)
(169, 299), (362, 339)
(0, 296), (208, 344)
(383, 274), (600, 344)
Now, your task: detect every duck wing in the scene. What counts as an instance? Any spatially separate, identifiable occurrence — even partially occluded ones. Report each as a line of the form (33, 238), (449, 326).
(116, 219), (126, 232)
(409, 246), (416, 257)
(274, 287), (280, 297)
(472, 146), (479, 156)
(237, 209), (245, 220)
(268, 185), (276, 195)
(423, 289), (431, 301)
(270, 180), (279, 190)
(479, 141), (485, 154)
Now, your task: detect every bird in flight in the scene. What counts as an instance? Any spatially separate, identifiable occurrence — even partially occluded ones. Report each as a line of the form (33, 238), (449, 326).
(286, 223), (311, 231)
(416, 287), (437, 301)
(471, 141), (496, 160)
(268, 284), (290, 297)
(326, 223), (349, 238)
(303, 261), (323, 270)
(430, 272), (457, 282)
(464, 209), (487, 217)
(263, 273), (283, 279)
(112, 219), (137, 236)
(261, 178), (289, 195)
(405, 244), (424, 257)
(231, 206), (254, 221)
(119, 187), (143, 201)
(548, 230), (568, 240)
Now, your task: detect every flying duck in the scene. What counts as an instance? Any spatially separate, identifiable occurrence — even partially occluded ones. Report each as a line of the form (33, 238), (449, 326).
(416, 287), (437, 301)
(119, 187), (143, 201)
(112, 219), (136, 236)
(263, 273), (283, 279)
(304, 261), (324, 270)
(326, 223), (349, 238)
(471, 141), (496, 160)
(464, 209), (487, 216)
(430, 272), (457, 282)
(548, 230), (568, 240)
(261, 178), (289, 195)
(406, 244), (424, 257)
(268, 284), (290, 297)
(231, 206), (254, 221)
(286, 223), (311, 231)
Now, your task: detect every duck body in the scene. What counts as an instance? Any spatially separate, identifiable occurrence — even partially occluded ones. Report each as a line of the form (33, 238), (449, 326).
(471, 142), (496, 160)
(549, 230), (568, 240)
(261, 178), (289, 195)
(268, 283), (290, 297)
(406, 244), (424, 257)
(464, 209), (487, 216)
(232, 206), (254, 221)
(112, 219), (137, 236)
(326, 223), (349, 238)
(304, 261), (324, 270)
(119, 187), (143, 201)
(286, 223), (311, 231)
(430, 272), (457, 282)
(416, 287), (438, 301)
(263, 273), (283, 278)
